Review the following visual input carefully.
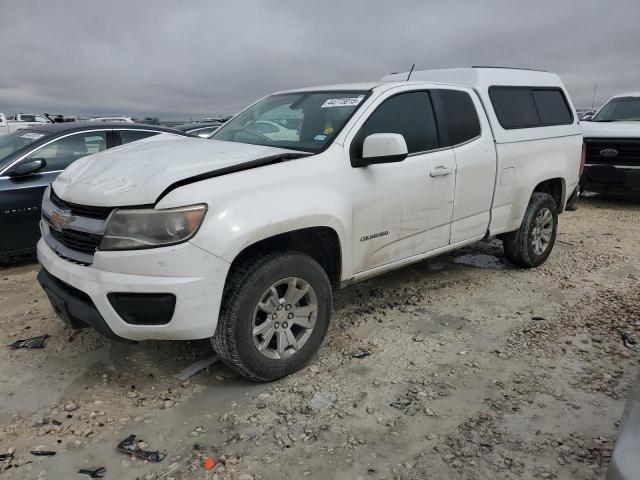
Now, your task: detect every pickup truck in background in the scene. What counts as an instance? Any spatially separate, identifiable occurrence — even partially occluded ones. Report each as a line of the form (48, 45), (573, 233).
(580, 92), (640, 195)
(37, 67), (583, 381)
(0, 112), (51, 136)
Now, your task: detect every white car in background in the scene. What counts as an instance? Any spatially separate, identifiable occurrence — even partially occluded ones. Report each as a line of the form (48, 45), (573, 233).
(253, 120), (298, 141)
(0, 112), (51, 136)
(87, 116), (135, 123)
(580, 91), (640, 195)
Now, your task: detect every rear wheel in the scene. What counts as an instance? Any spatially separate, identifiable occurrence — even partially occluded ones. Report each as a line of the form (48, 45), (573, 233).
(503, 192), (558, 268)
(212, 252), (332, 382)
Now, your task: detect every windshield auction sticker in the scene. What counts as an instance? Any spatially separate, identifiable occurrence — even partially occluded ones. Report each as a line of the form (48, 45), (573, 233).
(321, 95), (364, 108)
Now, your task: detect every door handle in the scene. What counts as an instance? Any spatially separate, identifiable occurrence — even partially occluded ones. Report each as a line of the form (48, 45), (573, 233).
(429, 166), (452, 177)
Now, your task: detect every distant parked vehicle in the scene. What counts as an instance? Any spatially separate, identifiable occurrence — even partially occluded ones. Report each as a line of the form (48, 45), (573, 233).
(0, 122), (188, 260)
(580, 92), (640, 195)
(15, 113), (52, 124)
(87, 116), (135, 123)
(202, 116), (231, 123)
(253, 120), (299, 141)
(173, 121), (223, 138)
(134, 117), (161, 125)
(577, 108), (597, 121)
(0, 112), (50, 136)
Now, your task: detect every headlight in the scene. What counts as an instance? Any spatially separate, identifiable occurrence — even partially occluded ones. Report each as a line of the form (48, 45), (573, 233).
(100, 204), (207, 251)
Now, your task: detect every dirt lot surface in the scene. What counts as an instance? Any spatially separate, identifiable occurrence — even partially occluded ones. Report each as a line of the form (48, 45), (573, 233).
(1, 196), (639, 480)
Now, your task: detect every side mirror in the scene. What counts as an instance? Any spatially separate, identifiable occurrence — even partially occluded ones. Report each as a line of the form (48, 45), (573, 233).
(355, 133), (408, 167)
(9, 158), (46, 177)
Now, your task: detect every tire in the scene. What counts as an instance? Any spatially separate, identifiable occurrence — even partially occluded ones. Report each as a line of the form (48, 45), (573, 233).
(502, 192), (558, 268)
(212, 252), (332, 382)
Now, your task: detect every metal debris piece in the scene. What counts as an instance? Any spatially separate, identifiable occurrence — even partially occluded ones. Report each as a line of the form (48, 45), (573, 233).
(352, 351), (371, 359)
(117, 434), (166, 462)
(30, 450), (56, 456)
(174, 356), (218, 381)
(8, 335), (50, 349)
(78, 466), (106, 478)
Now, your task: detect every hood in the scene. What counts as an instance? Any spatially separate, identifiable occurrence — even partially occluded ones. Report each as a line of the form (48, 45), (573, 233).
(52, 134), (306, 206)
(581, 121), (640, 139)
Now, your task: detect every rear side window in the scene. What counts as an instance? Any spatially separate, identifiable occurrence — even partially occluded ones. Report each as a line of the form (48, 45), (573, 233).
(532, 90), (573, 125)
(489, 87), (573, 129)
(356, 91), (438, 155)
(432, 90), (481, 146)
(119, 130), (159, 145)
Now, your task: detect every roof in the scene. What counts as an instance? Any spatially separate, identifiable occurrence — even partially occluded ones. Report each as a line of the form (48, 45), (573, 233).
(274, 82), (386, 95)
(23, 121), (182, 134)
(381, 67), (565, 89)
(272, 68), (567, 97)
(609, 91), (640, 100)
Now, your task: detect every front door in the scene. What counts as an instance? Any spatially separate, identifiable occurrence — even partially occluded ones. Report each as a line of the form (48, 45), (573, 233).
(348, 90), (456, 273)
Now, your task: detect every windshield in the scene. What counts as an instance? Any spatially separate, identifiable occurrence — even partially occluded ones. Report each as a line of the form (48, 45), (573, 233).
(593, 97), (640, 122)
(212, 91), (369, 152)
(0, 130), (44, 165)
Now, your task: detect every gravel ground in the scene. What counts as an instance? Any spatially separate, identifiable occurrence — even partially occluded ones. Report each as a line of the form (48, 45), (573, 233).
(0, 195), (639, 480)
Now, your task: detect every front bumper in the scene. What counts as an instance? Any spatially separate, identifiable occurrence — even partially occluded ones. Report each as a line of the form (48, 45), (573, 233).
(37, 237), (230, 341)
(581, 165), (640, 195)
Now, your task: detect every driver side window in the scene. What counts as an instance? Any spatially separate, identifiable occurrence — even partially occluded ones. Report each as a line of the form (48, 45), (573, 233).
(354, 91), (439, 157)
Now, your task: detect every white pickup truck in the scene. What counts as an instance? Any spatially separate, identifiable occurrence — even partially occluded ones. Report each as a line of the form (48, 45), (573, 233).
(0, 112), (51, 136)
(580, 92), (640, 195)
(37, 67), (583, 381)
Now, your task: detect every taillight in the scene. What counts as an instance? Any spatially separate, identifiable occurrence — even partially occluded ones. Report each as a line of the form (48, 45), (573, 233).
(579, 142), (586, 177)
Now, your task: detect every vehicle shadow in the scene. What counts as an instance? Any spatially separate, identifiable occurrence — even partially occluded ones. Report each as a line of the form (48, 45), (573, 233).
(0, 253), (38, 270)
(580, 192), (640, 208)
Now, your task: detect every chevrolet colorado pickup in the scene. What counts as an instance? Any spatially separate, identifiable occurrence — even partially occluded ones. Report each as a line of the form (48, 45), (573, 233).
(37, 68), (583, 381)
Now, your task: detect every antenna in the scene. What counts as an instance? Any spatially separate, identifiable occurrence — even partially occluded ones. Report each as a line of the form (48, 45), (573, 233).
(406, 64), (416, 81)
(590, 82), (598, 112)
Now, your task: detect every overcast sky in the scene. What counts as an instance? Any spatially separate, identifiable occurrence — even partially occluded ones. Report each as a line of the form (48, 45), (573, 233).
(1, 0), (639, 119)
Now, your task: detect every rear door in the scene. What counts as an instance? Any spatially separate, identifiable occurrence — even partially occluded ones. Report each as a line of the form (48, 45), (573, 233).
(431, 88), (497, 243)
(348, 90), (456, 272)
(0, 131), (107, 254)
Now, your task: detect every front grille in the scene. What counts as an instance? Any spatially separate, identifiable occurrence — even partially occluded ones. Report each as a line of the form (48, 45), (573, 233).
(49, 227), (102, 255)
(51, 190), (112, 220)
(584, 138), (640, 166)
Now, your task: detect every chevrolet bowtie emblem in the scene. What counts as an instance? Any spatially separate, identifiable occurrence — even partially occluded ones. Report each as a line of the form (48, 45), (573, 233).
(50, 209), (74, 232)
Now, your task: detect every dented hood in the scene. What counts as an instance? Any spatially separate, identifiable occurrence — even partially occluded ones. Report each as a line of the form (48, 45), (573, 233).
(581, 121), (640, 139)
(52, 134), (304, 206)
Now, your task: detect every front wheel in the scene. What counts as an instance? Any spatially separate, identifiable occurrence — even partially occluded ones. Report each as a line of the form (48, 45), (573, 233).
(212, 252), (332, 382)
(503, 192), (558, 268)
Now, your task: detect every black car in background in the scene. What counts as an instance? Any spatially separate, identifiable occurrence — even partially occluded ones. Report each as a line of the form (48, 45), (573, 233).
(0, 122), (187, 261)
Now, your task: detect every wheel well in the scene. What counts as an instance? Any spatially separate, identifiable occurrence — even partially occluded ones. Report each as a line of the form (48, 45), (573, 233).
(228, 227), (342, 289)
(533, 178), (565, 213)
